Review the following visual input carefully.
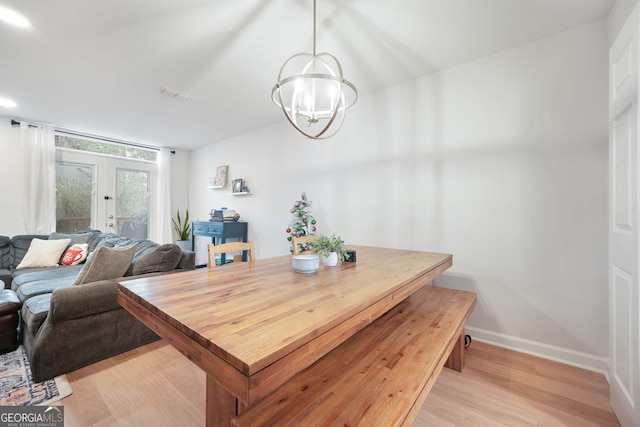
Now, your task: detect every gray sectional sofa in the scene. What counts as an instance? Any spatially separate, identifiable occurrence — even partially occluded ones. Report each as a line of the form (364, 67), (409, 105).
(0, 231), (195, 382)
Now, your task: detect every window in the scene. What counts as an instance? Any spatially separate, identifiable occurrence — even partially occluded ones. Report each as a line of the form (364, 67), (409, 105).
(55, 135), (157, 161)
(56, 162), (93, 232)
(115, 168), (150, 239)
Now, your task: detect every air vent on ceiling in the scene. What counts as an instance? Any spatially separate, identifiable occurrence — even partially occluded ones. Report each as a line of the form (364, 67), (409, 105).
(160, 86), (193, 102)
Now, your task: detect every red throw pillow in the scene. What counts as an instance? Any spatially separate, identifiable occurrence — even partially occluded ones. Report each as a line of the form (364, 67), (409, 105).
(61, 243), (89, 266)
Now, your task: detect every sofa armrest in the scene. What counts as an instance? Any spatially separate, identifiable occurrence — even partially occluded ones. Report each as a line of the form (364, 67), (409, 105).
(49, 280), (120, 323)
(177, 250), (195, 270)
(49, 269), (188, 323)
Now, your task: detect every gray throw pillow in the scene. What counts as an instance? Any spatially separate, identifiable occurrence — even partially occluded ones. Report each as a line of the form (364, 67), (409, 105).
(73, 243), (138, 286)
(132, 244), (182, 275)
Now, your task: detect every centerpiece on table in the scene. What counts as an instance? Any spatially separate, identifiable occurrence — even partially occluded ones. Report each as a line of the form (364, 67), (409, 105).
(310, 234), (349, 267)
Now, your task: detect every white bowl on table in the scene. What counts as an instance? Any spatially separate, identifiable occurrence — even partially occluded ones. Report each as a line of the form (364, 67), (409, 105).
(292, 255), (319, 274)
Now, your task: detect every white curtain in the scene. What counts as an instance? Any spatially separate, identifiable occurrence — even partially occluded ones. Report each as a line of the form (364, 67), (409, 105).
(151, 148), (173, 244)
(21, 122), (56, 234)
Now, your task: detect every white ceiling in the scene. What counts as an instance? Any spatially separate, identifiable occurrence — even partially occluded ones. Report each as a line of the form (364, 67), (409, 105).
(0, 0), (614, 150)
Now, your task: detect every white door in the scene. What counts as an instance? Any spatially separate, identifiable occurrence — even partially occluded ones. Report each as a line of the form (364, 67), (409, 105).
(610, 5), (640, 426)
(55, 150), (156, 238)
(109, 159), (155, 239)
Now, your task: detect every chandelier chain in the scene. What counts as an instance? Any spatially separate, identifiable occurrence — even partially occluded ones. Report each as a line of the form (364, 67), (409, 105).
(271, 0), (357, 139)
(313, 0), (317, 56)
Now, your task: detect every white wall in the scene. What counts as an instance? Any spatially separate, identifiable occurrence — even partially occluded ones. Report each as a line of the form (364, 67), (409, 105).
(608, 0), (638, 45)
(190, 20), (609, 370)
(169, 149), (191, 241)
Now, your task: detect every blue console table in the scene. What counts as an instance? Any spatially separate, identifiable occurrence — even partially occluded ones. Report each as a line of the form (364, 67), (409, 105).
(191, 221), (249, 266)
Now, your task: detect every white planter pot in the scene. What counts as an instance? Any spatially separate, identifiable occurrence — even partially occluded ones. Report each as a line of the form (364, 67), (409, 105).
(175, 240), (191, 251)
(322, 252), (338, 267)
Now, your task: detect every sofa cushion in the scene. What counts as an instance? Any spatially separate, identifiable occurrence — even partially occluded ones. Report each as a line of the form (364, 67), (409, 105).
(12, 265), (83, 298)
(0, 236), (10, 270)
(95, 233), (138, 249)
(9, 235), (48, 269)
(16, 238), (71, 269)
(12, 264), (83, 287)
(85, 231), (107, 253)
(131, 240), (161, 261)
(22, 293), (51, 337)
(17, 279), (73, 302)
(73, 244), (137, 286)
(49, 232), (94, 247)
(131, 244), (182, 275)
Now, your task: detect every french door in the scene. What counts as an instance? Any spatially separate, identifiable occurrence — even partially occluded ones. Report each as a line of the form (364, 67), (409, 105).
(55, 149), (156, 238)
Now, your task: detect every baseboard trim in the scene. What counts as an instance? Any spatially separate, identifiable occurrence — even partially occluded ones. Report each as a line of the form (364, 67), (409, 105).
(465, 326), (610, 379)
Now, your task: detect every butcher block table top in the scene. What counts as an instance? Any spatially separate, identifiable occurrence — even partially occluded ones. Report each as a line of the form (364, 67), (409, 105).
(118, 245), (453, 426)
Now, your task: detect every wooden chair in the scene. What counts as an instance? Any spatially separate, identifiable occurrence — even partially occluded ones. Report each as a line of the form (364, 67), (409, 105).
(291, 235), (315, 255)
(207, 241), (255, 267)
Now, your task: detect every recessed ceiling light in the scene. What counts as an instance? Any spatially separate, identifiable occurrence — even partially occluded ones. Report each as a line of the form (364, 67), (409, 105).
(0, 97), (17, 108)
(0, 6), (30, 28)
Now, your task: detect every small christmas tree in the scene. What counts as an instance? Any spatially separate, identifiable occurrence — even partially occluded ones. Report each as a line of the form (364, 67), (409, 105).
(286, 192), (317, 253)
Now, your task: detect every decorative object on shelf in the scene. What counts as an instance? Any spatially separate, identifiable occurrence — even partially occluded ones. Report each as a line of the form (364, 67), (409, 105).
(209, 209), (223, 221)
(310, 234), (349, 266)
(286, 192), (317, 253)
(209, 165), (228, 188)
(271, 0), (357, 139)
(172, 208), (191, 250)
(232, 178), (243, 193)
(292, 254), (319, 274)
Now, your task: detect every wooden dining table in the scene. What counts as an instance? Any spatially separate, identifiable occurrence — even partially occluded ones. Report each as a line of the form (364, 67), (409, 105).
(117, 245), (453, 427)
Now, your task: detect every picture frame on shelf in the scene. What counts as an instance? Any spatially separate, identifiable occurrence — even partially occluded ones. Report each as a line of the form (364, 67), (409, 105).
(209, 165), (228, 188)
(233, 178), (243, 193)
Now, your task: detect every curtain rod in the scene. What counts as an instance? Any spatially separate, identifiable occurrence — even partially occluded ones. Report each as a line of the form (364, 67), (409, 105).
(10, 118), (162, 152)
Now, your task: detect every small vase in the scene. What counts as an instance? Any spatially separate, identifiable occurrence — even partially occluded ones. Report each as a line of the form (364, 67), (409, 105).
(323, 252), (338, 267)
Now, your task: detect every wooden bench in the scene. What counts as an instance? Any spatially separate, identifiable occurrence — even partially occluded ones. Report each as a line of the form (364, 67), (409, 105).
(232, 285), (477, 427)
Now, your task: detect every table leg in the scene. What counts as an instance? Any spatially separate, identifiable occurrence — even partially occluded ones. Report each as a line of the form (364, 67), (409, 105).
(206, 375), (237, 427)
(444, 330), (466, 372)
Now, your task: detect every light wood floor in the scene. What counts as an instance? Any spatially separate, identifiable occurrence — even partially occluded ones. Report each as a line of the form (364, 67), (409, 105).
(416, 342), (619, 427)
(59, 340), (620, 426)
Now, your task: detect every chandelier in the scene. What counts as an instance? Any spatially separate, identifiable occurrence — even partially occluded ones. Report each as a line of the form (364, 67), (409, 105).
(271, 0), (357, 139)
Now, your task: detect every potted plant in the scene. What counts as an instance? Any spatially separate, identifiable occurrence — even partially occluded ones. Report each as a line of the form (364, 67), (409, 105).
(310, 234), (349, 266)
(172, 208), (191, 251)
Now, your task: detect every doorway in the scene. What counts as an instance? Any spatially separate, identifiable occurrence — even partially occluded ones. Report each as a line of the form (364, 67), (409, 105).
(55, 149), (157, 238)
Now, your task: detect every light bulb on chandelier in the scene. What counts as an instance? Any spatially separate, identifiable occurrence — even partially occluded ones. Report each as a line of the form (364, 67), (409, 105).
(271, 0), (357, 139)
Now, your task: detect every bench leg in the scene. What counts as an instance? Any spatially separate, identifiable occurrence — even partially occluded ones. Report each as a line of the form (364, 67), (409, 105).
(444, 330), (465, 372)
